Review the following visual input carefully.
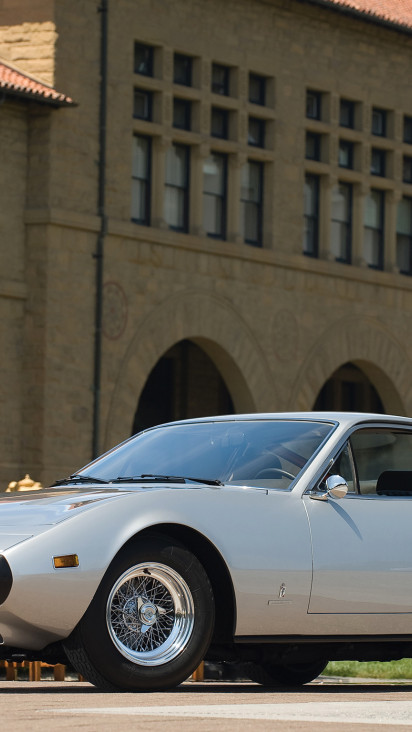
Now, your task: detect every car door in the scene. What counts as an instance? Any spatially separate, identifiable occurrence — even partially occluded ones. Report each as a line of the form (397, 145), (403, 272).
(304, 426), (412, 630)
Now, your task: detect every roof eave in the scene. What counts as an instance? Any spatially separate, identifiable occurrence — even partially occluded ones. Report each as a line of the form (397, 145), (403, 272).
(0, 87), (76, 108)
(296, 0), (412, 36)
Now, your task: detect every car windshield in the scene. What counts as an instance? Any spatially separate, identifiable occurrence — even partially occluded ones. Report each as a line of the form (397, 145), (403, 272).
(76, 419), (333, 489)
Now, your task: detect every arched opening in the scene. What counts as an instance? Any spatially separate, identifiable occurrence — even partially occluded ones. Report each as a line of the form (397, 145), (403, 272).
(313, 362), (385, 413)
(132, 339), (234, 434)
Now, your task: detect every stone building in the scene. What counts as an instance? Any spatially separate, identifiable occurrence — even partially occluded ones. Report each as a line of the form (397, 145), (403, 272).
(1, 0), (412, 487)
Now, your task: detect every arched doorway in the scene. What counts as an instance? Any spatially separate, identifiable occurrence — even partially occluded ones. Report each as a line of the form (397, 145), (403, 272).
(313, 362), (385, 413)
(132, 339), (234, 434)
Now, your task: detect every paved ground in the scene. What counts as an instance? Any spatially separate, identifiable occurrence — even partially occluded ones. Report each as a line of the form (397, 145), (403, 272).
(1, 679), (412, 731)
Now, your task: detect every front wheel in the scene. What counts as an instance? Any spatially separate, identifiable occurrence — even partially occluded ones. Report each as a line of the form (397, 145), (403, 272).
(243, 658), (327, 686)
(63, 537), (215, 691)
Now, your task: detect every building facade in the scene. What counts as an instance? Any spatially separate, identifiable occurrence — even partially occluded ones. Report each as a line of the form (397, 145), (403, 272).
(1, 0), (412, 488)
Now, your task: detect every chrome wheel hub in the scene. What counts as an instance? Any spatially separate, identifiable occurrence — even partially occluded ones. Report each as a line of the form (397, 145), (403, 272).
(106, 562), (195, 667)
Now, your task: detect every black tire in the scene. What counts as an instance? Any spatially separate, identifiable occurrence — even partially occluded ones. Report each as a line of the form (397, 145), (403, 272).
(63, 536), (215, 691)
(243, 658), (327, 686)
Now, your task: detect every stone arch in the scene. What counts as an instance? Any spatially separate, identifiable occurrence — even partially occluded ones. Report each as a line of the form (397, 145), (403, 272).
(104, 290), (276, 450)
(291, 316), (409, 416)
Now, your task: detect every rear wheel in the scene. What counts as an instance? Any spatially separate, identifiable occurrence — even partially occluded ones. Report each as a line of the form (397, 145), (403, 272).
(63, 537), (214, 691)
(243, 658), (327, 686)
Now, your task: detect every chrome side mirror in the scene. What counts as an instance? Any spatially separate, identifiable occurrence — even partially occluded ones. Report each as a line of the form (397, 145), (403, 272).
(310, 474), (348, 501)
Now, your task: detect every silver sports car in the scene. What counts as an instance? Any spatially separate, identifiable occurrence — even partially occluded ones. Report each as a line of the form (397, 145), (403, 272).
(1, 412), (412, 690)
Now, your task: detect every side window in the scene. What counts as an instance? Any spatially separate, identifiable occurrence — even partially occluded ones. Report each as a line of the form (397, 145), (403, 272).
(350, 429), (412, 496)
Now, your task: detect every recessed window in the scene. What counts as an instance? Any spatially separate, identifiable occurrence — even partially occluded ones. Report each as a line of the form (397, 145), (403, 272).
(173, 98), (191, 130)
(303, 174), (319, 257)
(240, 161), (263, 247)
(404, 116), (412, 144)
(364, 189), (384, 269)
(203, 153), (227, 239)
(133, 89), (152, 120)
(174, 53), (192, 86)
(403, 156), (412, 184)
(340, 99), (355, 128)
(331, 183), (352, 263)
(134, 42), (154, 76)
(211, 107), (229, 139)
(372, 107), (386, 136)
(212, 63), (230, 96)
(248, 117), (265, 148)
(339, 139), (354, 169)
(371, 148), (386, 177)
(306, 90), (322, 120)
(131, 135), (151, 225)
(397, 197), (412, 275)
(249, 73), (266, 106)
(164, 144), (190, 232)
(306, 132), (321, 161)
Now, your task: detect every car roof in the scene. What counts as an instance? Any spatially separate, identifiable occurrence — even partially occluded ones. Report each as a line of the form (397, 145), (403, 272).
(150, 412), (412, 430)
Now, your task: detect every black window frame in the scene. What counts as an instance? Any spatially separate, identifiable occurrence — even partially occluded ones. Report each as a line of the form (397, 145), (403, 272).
(248, 117), (265, 148)
(403, 155), (412, 184)
(164, 143), (190, 233)
(202, 152), (227, 240)
(371, 147), (386, 177)
(212, 63), (230, 96)
(173, 53), (193, 86)
(134, 42), (154, 76)
(211, 106), (229, 139)
(331, 182), (352, 264)
(372, 107), (387, 137)
(303, 173), (320, 258)
(364, 189), (384, 270)
(404, 116), (412, 144)
(173, 97), (192, 130)
(306, 90), (322, 121)
(249, 73), (266, 106)
(338, 139), (354, 169)
(240, 159), (264, 248)
(131, 134), (151, 226)
(339, 98), (355, 128)
(305, 131), (322, 161)
(397, 197), (412, 276)
(133, 88), (152, 121)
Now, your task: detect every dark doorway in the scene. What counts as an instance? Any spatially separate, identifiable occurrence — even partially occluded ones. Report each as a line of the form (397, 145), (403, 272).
(132, 339), (234, 434)
(313, 362), (384, 413)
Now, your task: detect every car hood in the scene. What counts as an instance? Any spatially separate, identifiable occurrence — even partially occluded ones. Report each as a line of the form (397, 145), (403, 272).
(0, 486), (130, 531)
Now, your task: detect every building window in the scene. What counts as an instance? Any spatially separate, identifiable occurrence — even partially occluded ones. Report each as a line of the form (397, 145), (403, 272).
(372, 107), (386, 136)
(339, 139), (353, 169)
(303, 174), (319, 257)
(305, 132), (321, 161)
(364, 189), (384, 269)
(397, 197), (412, 275)
(249, 73), (266, 105)
(164, 144), (189, 232)
(248, 117), (265, 147)
(240, 160), (263, 247)
(212, 63), (230, 95)
(306, 90), (322, 120)
(174, 53), (192, 86)
(203, 153), (227, 239)
(331, 183), (352, 263)
(131, 135), (151, 225)
(133, 89), (152, 120)
(403, 156), (412, 184)
(211, 107), (229, 138)
(134, 42), (154, 76)
(371, 148), (386, 176)
(340, 99), (355, 128)
(173, 98), (191, 130)
(404, 116), (412, 144)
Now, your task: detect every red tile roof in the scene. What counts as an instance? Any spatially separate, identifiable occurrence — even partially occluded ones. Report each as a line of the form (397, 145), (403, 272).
(0, 59), (74, 106)
(306, 0), (412, 31)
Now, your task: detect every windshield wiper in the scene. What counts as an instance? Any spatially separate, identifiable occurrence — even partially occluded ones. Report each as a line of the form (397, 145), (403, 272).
(52, 474), (109, 486)
(111, 474), (223, 486)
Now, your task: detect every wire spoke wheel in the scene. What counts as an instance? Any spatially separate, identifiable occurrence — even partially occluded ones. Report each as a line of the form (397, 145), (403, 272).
(106, 562), (195, 666)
